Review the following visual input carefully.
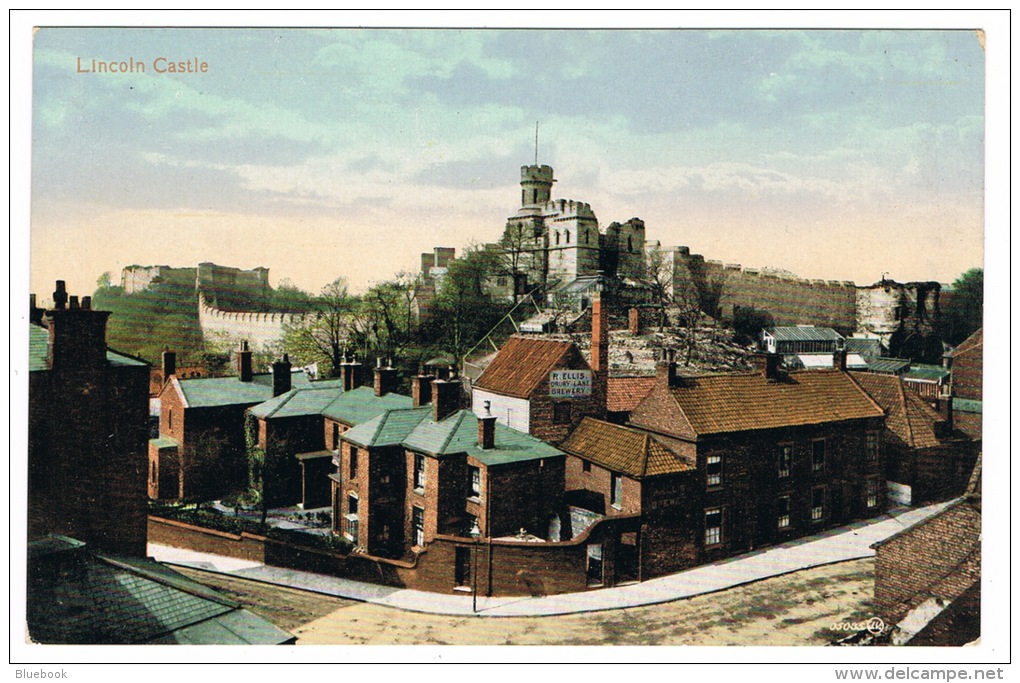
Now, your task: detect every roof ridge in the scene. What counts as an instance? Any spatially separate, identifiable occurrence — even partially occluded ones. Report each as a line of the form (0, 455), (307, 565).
(640, 433), (650, 478)
(262, 390), (296, 419)
(98, 555), (239, 610)
(437, 410), (469, 454)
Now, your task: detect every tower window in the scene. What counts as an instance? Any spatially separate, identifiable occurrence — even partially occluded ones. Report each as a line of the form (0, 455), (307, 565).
(565, 230), (570, 244)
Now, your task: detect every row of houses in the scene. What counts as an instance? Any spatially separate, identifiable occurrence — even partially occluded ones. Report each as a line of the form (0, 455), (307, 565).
(28, 279), (982, 601)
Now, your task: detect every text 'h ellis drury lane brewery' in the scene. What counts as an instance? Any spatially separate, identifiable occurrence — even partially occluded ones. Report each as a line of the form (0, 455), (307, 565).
(27, 158), (981, 643)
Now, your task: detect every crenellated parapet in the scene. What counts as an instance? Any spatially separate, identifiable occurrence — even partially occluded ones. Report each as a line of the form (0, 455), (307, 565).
(197, 291), (314, 352)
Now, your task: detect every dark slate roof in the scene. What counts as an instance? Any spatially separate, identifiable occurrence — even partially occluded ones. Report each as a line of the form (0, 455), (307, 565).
(866, 357), (912, 374)
(560, 418), (695, 478)
(321, 386), (414, 425)
(27, 536), (293, 645)
(474, 336), (581, 399)
(765, 326), (844, 343)
(663, 370), (884, 436)
(29, 324), (148, 372)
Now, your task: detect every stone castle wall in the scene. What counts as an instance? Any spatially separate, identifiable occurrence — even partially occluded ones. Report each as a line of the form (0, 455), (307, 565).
(197, 292), (313, 353)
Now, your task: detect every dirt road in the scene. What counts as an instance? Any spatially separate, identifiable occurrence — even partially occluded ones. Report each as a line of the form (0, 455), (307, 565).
(180, 558), (878, 646)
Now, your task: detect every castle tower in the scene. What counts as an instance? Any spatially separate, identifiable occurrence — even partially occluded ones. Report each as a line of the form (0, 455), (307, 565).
(520, 165), (555, 212)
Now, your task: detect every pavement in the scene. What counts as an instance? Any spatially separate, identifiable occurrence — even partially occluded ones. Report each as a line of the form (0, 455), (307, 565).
(150, 499), (954, 618)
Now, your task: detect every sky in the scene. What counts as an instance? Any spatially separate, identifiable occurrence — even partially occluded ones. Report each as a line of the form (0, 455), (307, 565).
(27, 22), (987, 303)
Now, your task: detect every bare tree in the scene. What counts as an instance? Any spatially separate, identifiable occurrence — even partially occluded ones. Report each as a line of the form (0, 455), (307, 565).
(645, 243), (674, 331)
(282, 277), (355, 378)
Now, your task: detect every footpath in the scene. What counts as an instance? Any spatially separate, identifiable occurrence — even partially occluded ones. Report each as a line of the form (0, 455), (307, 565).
(150, 500), (952, 618)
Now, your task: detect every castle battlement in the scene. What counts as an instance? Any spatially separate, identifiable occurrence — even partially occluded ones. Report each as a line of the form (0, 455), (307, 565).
(197, 291), (313, 352)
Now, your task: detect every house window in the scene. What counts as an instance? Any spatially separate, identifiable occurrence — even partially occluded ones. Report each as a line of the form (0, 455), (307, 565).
(344, 494), (359, 544)
(811, 487), (826, 522)
(866, 476), (880, 509)
(778, 444), (792, 478)
(586, 543), (604, 586)
(705, 508), (723, 547)
(168, 407), (173, 430)
(706, 454), (723, 487)
(468, 465), (481, 499)
(414, 453), (426, 490)
(812, 440), (826, 473)
(349, 446), (359, 479)
(582, 460), (592, 473)
(866, 432), (879, 463)
(412, 506), (425, 547)
(777, 495), (791, 530)
(553, 402), (571, 425)
(610, 472), (623, 510)
(455, 546), (472, 587)
(332, 423), (340, 450)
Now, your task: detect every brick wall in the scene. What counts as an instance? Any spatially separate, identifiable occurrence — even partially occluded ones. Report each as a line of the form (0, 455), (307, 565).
(873, 500), (981, 622)
(564, 454), (642, 516)
(484, 457), (565, 539)
(527, 348), (605, 445)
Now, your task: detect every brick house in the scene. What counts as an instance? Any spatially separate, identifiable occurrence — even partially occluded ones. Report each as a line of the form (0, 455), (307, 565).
(871, 460), (980, 645)
(247, 357), (411, 509)
(28, 282), (150, 557)
(470, 292), (610, 444)
(946, 328), (982, 440)
(560, 417), (697, 583)
(626, 350), (887, 566)
(850, 371), (979, 506)
(333, 375), (564, 561)
(149, 342), (313, 501)
(604, 375), (656, 424)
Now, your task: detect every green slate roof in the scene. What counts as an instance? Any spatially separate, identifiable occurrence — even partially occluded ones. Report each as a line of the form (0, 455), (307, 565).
(27, 536), (293, 645)
(249, 384), (345, 419)
(175, 372), (313, 409)
(29, 324), (148, 372)
(953, 398), (982, 414)
(321, 386), (414, 425)
(342, 408), (564, 466)
(866, 357), (912, 374)
(903, 365), (950, 382)
(404, 410), (564, 466)
(343, 406), (431, 448)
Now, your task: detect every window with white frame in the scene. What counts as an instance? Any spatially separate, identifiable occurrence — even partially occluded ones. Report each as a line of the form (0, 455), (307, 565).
(610, 472), (623, 509)
(413, 453), (426, 490)
(468, 465), (481, 499)
(777, 495), (791, 530)
(706, 454), (723, 487)
(811, 487), (826, 522)
(866, 475), (880, 508)
(812, 440), (826, 473)
(412, 506), (425, 547)
(344, 494), (359, 544)
(778, 444), (792, 478)
(705, 508), (723, 546)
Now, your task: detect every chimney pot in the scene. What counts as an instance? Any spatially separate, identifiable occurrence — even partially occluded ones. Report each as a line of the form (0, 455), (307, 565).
(69, 295), (80, 310)
(53, 281), (68, 310)
(238, 341), (254, 382)
(81, 296), (92, 310)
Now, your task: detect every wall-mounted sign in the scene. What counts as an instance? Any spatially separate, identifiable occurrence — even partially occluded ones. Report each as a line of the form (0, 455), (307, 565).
(548, 369), (592, 399)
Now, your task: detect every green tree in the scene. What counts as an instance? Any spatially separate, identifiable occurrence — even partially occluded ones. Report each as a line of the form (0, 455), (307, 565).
(281, 277), (355, 377)
(732, 306), (775, 347)
(426, 246), (507, 360)
(941, 268), (983, 346)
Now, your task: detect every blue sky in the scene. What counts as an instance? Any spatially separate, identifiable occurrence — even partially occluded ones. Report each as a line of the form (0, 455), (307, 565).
(29, 26), (986, 299)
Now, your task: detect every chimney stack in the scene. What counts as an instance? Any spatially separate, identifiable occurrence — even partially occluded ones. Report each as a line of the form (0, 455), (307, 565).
(374, 357), (400, 397)
(833, 349), (847, 372)
(52, 280), (68, 310)
(591, 291), (609, 377)
(340, 353), (362, 392)
(272, 353), (292, 396)
(162, 347), (177, 379)
(753, 352), (783, 381)
(432, 368), (461, 422)
(29, 294), (44, 326)
(657, 347), (678, 387)
(237, 340), (253, 382)
(45, 281), (110, 370)
(628, 307), (640, 335)
(412, 368), (434, 407)
(478, 400), (497, 449)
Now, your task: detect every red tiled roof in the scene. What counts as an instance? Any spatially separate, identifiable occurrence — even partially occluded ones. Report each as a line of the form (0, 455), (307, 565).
(606, 376), (656, 413)
(850, 372), (943, 449)
(950, 328), (982, 358)
(474, 337), (581, 399)
(560, 418), (695, 478)
(666, 370), (885, 436)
